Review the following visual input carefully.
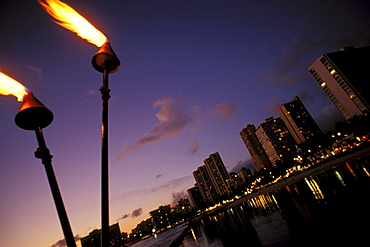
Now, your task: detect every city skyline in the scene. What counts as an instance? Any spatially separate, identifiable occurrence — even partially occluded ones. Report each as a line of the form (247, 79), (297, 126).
(1, 1), (370, 246)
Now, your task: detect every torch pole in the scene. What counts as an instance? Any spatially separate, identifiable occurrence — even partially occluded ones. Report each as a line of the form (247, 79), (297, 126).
(100, 68), (110, 247)
(34, 127), (76, 247)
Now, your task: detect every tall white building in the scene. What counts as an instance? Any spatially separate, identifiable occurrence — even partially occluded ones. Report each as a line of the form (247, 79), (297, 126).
(309, 46), (370, 121)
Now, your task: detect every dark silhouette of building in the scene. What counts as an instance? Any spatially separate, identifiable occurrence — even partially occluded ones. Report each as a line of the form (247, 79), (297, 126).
(187, 186), (206, 210)
(81, 223), (124, 247)
(309, 46), (370, 121)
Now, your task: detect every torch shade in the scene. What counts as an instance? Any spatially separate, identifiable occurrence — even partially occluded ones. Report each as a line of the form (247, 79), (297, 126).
(92, 42), (120, 73)
(15, 92), (54, 130)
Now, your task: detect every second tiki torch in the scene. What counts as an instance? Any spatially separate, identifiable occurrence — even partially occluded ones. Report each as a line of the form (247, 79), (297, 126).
(92, 41), (120, 247)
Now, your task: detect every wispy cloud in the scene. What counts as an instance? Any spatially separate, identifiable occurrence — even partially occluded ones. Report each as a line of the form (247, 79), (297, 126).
(116, 213), (130, 221)
(211, 101), (239, 121)
(111, 176), (193, 204)
(115, 97), (198, 159)
(115, 208), (143, 222)
(188, 141), (199, 155)
(25, 65), (43, 78)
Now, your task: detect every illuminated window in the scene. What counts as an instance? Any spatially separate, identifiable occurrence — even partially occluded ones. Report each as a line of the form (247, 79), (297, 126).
(330, 69), (336, 75)
(321, 82), (326, 87)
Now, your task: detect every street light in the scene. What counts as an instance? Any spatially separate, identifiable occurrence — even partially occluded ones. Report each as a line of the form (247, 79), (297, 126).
(15, 92), (76, 247)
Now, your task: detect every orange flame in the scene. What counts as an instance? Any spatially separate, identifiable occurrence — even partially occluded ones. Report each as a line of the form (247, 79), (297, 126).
(38, 0), (107, 47)
(0, 72), (28, 101)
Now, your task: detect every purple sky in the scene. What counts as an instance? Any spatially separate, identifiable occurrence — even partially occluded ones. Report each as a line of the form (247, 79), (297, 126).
(1, 0), (369, 246)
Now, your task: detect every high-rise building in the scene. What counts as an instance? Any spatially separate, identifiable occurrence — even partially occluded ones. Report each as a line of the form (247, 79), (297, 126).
(204, 152), (231, 196)
(192, 152), (230, 205)
(239, 124), (273, 171)
(278, 96), (323, 144)
(193, 166), (216, 204)
(187, 186), (206, 210)
(255, 117), (297, 167)
(309, 46), (370, 121)
(149, 205), (174, 230)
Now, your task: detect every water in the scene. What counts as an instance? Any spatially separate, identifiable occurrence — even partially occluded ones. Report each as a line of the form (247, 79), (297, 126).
(179, 151), (370, 247)
(128, 150), (370, 246)
(129, 223), (189, 247)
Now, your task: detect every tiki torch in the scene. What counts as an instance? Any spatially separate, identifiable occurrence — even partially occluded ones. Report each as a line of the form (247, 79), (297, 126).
(92, 42), (120, 247)
(38, 1), (120, 246)
(0, 72), (76, 247)
(15, 93), (77, 247)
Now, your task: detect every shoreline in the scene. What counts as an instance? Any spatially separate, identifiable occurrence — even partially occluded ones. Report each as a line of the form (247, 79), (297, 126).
(225, 146), (370, 209)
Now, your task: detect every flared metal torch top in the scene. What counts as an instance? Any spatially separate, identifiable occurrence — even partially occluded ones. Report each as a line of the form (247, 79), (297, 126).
(15, 92), (54, 130)
(92, 42), (120, 73)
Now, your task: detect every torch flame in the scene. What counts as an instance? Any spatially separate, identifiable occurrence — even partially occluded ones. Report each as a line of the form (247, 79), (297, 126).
(0, 72), (28, 101)
(38, 0), (107, 47)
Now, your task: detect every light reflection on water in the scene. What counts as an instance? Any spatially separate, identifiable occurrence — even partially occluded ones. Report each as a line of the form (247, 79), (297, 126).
(180, 154), (370, 247)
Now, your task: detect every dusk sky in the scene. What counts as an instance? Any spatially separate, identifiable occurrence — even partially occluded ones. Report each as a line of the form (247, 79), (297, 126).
(1, 0), (369, 246)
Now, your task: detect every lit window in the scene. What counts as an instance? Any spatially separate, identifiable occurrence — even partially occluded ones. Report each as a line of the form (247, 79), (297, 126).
(321, 82), (326, 87)
(330, 69), (336, 75)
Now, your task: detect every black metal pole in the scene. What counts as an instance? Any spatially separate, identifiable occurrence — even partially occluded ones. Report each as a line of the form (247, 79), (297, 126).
(100, 68), (110, 247)
(34, 127), (76, 247)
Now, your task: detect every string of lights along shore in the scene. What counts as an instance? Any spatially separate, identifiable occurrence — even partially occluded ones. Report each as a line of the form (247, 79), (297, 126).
(1, 0), (370, 246)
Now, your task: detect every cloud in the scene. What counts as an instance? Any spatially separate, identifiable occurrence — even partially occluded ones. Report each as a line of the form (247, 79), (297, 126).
(153, 96), (176, 106)
(115, 97), (197, 159)
(315, 104), (344, 132)
(155, 174), (163, 179)
(111, 175), (193, 204)
(260, 36), (338, 88)
(171, 190), (188, 206)
(49, 235), (81, 247)
(116, 213), (130, 221)
(230, 159), (255, 174)
(211, 101), (239, 121)
(188, 141), (199, 155)
(25, 65), (43, 78)
(260, 33), (370, 89)
(267, 94), (283, 115)
(131, 208), (143, 218)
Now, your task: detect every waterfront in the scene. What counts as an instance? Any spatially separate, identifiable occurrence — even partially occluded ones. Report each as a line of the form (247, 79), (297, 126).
(128, 148), (370, 246)
(179, 148), (370, 246)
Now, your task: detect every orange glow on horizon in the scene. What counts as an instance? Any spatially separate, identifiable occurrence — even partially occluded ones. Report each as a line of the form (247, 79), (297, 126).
(38, 0), (107, 47)
(0, 72), (28, 101)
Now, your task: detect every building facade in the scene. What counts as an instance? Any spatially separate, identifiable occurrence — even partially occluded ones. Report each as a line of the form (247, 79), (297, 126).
(203, 152), (231, 197)
(255, 117), (297, 167)
(187, 186), (206, 210)
(240, 124), (273, 171)
(192, 152), (230, 205)
(309, 46), (370, 121)
(278, 96), (323, 144)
